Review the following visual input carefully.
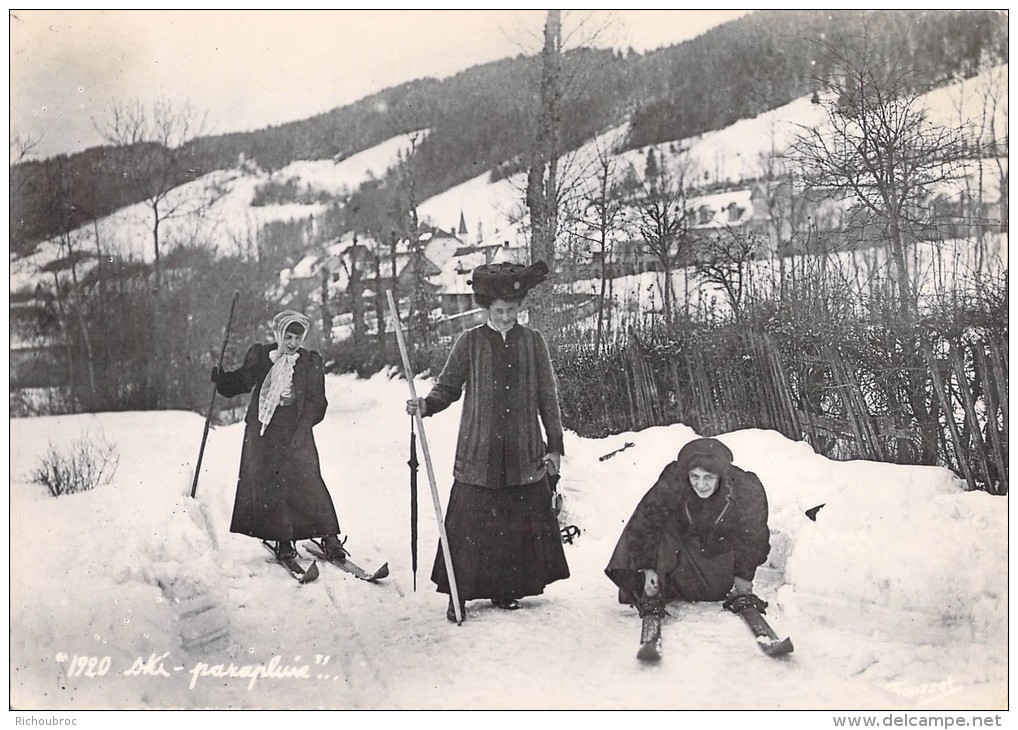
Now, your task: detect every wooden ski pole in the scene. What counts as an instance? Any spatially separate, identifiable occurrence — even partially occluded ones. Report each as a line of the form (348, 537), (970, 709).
(190, 289), (240, 499)
(386, 290), (464, 624)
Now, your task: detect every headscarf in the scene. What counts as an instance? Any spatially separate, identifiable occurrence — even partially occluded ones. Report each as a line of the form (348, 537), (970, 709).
(257, 310), (311, 435)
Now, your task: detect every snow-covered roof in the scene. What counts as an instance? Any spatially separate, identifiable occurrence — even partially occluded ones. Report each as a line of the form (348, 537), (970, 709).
(688, 188), (755, 228)
(291, 254), (320, 278)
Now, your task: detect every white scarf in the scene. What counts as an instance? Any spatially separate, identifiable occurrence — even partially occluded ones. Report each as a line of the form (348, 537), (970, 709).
(258, 311), (310, 435)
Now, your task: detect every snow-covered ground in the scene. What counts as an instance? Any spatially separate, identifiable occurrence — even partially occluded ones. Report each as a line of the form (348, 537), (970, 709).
(9, 372), (1007, 711)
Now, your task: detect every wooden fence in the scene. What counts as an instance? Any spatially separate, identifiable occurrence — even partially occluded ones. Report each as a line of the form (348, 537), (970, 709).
(554, 327), (1008, 494)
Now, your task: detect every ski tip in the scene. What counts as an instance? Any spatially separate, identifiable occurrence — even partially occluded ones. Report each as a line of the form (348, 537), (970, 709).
(371, 563), (390, 581)
(300, 561), (320, 584)
(761, 637), (794, 656)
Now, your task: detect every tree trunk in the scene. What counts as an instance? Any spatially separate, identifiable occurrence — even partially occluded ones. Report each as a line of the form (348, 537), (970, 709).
(321, 268), (333, 346)
(596, 245), (607, 357)
(526, 10), (562, 333)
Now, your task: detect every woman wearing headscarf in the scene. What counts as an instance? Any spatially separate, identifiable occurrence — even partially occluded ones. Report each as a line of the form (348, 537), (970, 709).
(405, 261), (570, 620)
(605, 437), (771, 617)
(212, 310), (347, 562)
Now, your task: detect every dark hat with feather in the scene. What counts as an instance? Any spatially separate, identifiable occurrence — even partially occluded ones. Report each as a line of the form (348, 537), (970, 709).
(468, 261), (550, 302)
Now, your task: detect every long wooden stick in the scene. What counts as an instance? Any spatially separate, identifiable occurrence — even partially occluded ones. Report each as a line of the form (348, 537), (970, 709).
(190, 289), (240, 499)
(385, 290), (463, 624)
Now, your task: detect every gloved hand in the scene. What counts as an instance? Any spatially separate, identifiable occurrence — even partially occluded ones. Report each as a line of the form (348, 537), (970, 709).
(210, 366), (222, 384)
(541, 451), (561, 477)
(731, 576), (753, 596)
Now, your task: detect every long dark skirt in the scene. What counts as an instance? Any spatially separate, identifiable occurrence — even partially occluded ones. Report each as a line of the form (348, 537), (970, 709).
(431, 477), (570, 600)
(613, 538), (736, 607)
(230, 403), (340, 541)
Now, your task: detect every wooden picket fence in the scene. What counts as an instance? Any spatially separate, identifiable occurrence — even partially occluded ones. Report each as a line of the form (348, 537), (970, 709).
(553, 327), (1008, 494)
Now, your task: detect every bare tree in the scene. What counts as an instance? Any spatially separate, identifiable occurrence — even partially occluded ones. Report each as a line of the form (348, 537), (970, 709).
(693, 225), (767, 318)
(791, 29), (976, 466)
(10, 131), (40, 166)
(629, 148), (695, 327)
(94, 98), (221, 406)
(976, 65), (1008, 237)
(94, 98), (214, 293)
(525, 10), (563, 331)
(560, 130), (630, 353)
(790, 34), (969, 316)
(520, 10), (621, 332)
(336, 237), (369, 355)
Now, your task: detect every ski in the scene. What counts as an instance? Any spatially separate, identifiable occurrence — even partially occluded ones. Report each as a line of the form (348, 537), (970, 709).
(723, 593), (793, 657)
(636, 614), (662, 662)
(304, 540), (389, 582)
(261, 541), (319, 584)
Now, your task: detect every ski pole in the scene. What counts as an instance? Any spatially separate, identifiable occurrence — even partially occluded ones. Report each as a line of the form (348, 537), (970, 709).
(409, 418), (419, 592)
(385, 290), (464, 624)
(190, 289), (240, 499)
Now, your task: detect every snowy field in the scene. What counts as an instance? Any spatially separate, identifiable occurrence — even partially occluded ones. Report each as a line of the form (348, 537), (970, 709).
(9, 371), (1008, 712)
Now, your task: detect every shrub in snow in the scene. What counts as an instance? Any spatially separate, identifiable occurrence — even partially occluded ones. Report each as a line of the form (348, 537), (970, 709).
(31, 430), (120, 497)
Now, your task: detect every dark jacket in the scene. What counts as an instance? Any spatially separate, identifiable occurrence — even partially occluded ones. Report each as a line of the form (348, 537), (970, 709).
(423, 323), (564, 488)
(605, 438), (770, 592)
(217, 343), (327, 436)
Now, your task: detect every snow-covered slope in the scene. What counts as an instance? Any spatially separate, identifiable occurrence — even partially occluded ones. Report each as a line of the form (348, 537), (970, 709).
(12, 67), (1006, 300)
(10, 131), (424, 293)
(418, 64), (1009, 251)
(9, 373), (1007, 710)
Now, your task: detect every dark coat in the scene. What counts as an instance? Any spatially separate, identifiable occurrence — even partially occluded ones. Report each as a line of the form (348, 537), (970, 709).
(423, 323), (564, 488)
(215, 342), (340, 541)
(605, 438), (770, 602)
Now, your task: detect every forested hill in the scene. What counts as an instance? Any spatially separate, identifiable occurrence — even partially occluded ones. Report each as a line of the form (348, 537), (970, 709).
(10, 9), (1007, 255)
(624, 9), (1008, 149)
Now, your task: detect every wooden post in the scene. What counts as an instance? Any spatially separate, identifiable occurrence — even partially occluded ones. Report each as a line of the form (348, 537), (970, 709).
(973, 344), (1008, 492)
(949, 343), (996, 493)
(385, 291), (464, 624)
(922, 342), (978, 491)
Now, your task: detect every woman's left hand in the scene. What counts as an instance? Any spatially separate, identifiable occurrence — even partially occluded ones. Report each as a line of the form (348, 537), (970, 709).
(541, 452), (561, 477)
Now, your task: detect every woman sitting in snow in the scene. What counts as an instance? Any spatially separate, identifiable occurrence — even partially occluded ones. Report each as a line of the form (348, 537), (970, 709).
(605, 437), (770, 616)
(211, 310), (348, 562)
(405, 261), (570, 621)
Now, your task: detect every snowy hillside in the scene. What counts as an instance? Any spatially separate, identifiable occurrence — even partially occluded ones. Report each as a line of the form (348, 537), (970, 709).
(10, 131), (424, 293)
(9, 373), (1006, 710)
(11, 67), (1005, 300)
(419, 65), (1009, 251)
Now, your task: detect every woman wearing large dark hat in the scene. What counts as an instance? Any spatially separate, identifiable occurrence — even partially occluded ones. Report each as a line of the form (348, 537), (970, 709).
(405, 261), (570, 620)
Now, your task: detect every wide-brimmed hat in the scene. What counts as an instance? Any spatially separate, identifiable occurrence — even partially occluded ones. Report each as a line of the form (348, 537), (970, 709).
(468, 261), (549, 301)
